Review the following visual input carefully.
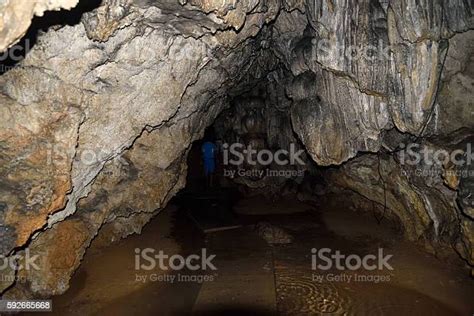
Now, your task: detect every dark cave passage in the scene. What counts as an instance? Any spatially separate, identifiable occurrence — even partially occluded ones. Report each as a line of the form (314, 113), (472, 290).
(1, 0), (474, 315)
(48, 112), (474, 315)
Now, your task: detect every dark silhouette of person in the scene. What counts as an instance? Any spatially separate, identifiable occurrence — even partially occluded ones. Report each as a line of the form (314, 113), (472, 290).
(202, 140), (217, 187)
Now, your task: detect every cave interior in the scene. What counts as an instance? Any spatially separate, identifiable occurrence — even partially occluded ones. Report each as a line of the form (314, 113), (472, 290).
(0, 0), (473, 314)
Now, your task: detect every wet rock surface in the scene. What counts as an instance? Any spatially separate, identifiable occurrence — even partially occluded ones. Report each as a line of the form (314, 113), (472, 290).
(255, 222), (293, 244)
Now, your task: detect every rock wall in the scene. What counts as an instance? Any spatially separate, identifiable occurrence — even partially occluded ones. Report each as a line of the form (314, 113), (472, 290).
(275, 0), (473, 165)
(270, 0), (474, 270)
(0, 0), (279, 296)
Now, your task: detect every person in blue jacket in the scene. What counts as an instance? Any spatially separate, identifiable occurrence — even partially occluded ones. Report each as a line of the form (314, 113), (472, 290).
(201, 140), (217, 187)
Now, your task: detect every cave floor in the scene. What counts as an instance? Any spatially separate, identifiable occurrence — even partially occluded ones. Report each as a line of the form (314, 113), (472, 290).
(48, 196), (474, 316)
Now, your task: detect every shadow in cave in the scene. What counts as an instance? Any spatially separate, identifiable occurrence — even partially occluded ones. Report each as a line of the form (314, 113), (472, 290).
(0, 0), (102, 75)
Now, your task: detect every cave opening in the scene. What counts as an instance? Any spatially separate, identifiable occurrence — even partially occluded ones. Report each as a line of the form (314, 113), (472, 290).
(0, 0), (473, 315)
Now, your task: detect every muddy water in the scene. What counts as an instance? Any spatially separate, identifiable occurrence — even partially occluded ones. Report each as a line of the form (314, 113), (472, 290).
(268, 210), (471, 315)
(49, 206), (205, 315)
(48, 198), (473, 315)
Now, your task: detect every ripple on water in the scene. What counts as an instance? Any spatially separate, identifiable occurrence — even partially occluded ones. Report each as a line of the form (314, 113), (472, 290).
(276, 270), (460, 316)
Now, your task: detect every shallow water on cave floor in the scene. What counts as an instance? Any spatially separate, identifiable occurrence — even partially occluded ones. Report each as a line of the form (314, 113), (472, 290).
(45, 196), (473, 316)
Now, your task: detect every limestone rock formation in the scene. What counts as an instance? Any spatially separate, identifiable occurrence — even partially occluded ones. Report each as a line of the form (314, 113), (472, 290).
(0, 0), (279, 295)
